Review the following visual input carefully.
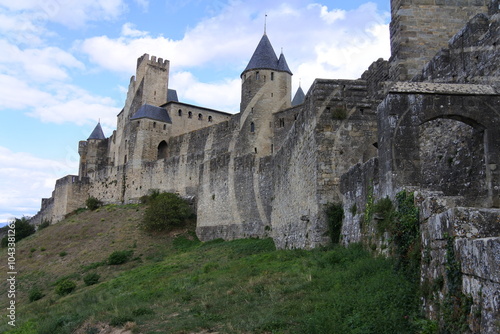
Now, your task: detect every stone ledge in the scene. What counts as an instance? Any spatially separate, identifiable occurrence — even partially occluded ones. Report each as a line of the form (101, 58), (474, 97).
(383, 81), (498, 95)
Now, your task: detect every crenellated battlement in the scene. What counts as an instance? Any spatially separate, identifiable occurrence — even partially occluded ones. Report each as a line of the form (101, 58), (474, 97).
(136, 53), (169, 69)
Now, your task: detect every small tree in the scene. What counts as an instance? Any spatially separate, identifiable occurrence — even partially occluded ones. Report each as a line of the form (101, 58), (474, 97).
(86, 196), (102, 210)
(1, 217), (35, 247)
(141, 192), (194, 233)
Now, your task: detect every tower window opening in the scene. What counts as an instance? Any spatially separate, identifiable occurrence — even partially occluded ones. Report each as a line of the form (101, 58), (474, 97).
(198, 113), (203, 120)
(271, 72), (274, 80)
(153, 122), (156, 128)
(163, 124), (166, 130)
(279, 118), (285, 128)
(178, 109), (182, 116)
(188, 111), (192, 118)
(271, 93), (273, 97)
(250, 122), (255, 133)
(254, 147), (258, 154)
(256, 71), (260, 80)
(208, 116), (213, 122)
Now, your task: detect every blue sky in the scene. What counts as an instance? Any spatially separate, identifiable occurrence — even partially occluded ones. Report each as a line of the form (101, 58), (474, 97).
(0, 0), (391, 224)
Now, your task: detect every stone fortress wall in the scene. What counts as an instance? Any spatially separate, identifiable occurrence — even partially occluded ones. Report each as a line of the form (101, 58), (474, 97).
(30, 1), (500, 331)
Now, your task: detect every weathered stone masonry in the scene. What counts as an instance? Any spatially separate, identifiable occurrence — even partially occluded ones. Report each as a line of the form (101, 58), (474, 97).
(31, 1), (500, 331)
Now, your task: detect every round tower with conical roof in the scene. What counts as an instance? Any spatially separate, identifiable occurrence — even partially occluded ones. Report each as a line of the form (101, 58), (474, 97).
(240, 32), (292, 156)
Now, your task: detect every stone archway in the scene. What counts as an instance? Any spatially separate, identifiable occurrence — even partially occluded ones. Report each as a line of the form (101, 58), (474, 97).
(377, 86), (500, 207)
(419, 117), (486, 203)
(157, 140), (168, 160)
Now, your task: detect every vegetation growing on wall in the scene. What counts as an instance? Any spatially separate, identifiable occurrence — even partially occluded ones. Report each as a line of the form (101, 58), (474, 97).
(325, 203), (344, 244)
(440, 234), (474, 334)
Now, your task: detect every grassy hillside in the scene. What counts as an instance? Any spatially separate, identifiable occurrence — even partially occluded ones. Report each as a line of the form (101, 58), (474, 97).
(1, 204), (424, 334)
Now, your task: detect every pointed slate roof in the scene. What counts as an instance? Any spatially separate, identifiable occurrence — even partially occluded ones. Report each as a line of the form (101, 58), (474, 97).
(277, 52), (292, 74)
(130, 104), (172, 123)
(242, 34), (293, 76)
(291, 86), (305, 106)
(88, 122), (106, 140)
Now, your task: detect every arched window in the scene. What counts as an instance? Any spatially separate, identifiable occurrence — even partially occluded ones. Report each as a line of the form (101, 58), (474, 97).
(198, 113), (203, 120)
(250, 122), (255, 133)
(188, 111), (192, 118)
(157, 140), (168, 160)
(178, 109), (182, 116)
(208, 116), (213, 122)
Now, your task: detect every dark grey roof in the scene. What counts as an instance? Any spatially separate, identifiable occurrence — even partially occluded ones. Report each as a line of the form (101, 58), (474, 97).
(277, 53), (292, 74)
(130, 104), (172, 123)
(242, 34), (292, 76)
(167, 89), (178, 102)
(88, 122), (106, 140)
(291, 86), (305, 106)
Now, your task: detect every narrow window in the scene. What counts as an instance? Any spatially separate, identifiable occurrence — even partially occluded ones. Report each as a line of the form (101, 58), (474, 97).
(198, 113), (203, 120)
(250, 122), (255, 133)
(254, 147), (257, 154)
(163, 124), (166, 130)
(208, 116), (213, 122)
(178, 109), (182, 116)
(256, 71), (260, 80)
(271, 93), (273, 97)
(124, 155), (127, 164)
(153, 122), (156, 128)
(271, 72), (274, 80)
(188, 111), (192, 118)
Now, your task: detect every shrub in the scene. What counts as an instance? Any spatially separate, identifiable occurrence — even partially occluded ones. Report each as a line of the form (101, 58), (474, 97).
(83, 273), (100, 286)
(55, 279), (76, 296)
(139, 189), (161, 204)
(86, 196), (102, 211)
(59, 251), (67, 257)
(140, 192), (194, 233)
(108, 250), (134, 265)
(28, 287), (44, 302)
(325, 203), (344, 244)
(38, 219), (51, 230)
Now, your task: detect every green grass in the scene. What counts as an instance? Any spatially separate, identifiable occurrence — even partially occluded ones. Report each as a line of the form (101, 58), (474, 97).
(3, 239), (420, 334)
(1, 204), (422, 334)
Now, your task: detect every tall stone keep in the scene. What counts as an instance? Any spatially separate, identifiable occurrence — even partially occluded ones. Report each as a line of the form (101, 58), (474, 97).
(123, 54), (170, 119)
(389, 0), (489, 81)
(240, 33), (292, 156)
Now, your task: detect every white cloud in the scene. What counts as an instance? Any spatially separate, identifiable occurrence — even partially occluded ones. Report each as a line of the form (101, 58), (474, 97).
(0, 74), (119, 128)
(0, 40), (85, 82)
(171, 71), (240, 113)
(0, 146), (78, 221)
(0, 0), (127, 29)
(77, 1), (390, 111)
(121, 22), (149, 38)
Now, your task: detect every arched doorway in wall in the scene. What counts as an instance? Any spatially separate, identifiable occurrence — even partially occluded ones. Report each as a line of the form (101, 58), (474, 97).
(379, 91), (500, 207)
(157, 140), (168, 160)
(419, 117), (487, 202)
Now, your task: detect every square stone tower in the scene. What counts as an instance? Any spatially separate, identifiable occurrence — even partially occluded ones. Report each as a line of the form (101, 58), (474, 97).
(389, 0), (489, 81)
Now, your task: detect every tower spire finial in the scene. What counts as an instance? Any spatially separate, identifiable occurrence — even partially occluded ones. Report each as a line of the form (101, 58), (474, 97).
(264, 13), (267, 35)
